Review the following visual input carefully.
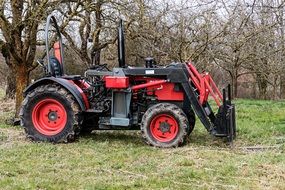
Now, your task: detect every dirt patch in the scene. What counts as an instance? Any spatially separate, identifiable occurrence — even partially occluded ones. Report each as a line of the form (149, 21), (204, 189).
(0, 127), (27, 148)
(238, 145), (284, 153)
(0, 96), (15, 123)
(0, 98), (15, 113)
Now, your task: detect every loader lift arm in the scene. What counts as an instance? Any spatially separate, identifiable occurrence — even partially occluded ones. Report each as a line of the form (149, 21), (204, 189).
(183, 62), (236, 142)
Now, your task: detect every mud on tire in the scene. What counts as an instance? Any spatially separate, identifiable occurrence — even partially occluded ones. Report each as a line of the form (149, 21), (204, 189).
(141, 103), (189, 148)
(20, 84), (82, 143)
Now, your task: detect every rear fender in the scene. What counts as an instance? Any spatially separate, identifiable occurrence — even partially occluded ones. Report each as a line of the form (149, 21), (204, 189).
(24, 77), (89, 111)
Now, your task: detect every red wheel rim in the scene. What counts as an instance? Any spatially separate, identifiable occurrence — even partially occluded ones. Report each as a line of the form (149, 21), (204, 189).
(150, 114), (179, 142)
(32, 99), (67, 136)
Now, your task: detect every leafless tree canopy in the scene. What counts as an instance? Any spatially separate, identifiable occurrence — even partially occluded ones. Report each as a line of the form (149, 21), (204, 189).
(1, 0), (285, 116)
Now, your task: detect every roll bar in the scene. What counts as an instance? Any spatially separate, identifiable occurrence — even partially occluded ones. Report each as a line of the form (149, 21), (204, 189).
(45, 15), (64, 74)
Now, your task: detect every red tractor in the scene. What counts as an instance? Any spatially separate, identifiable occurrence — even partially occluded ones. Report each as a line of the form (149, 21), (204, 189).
(20, 15), (236, 148)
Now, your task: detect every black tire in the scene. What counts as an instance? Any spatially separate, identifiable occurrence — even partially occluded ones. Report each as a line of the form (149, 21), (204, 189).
(184, 109), (196, 135)
(141, 103), (189, 148)
(20, 84), (82, 143)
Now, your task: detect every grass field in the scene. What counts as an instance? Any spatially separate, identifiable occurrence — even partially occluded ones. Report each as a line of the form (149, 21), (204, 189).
(0, 90), (285, 189)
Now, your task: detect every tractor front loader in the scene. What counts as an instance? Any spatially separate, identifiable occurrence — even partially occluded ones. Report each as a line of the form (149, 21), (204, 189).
(20, 15), (236, 148)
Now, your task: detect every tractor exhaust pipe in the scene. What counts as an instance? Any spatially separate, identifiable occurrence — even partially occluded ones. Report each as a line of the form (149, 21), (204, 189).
(118, 19), (126, 68)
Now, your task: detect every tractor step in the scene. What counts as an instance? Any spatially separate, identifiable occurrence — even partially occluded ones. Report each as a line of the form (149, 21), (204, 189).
(85, 109), (103, 113)
(98, 117), (131, 129)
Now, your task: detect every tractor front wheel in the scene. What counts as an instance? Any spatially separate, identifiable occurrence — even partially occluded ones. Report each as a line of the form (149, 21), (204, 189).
(20, 84), (82, 142)
(141, 103), (189, 148)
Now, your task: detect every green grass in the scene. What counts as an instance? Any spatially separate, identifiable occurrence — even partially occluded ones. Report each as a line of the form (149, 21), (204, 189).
(0, 98), (285, 189)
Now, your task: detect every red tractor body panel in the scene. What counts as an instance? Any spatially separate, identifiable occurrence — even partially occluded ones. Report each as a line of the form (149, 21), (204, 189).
(105, 76), (129, 88)
(147, 83), (184, 101)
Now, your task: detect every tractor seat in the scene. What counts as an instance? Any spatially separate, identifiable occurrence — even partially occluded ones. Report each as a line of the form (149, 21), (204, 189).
(49, 57), (64, 77)
(49, 57), (82, 80)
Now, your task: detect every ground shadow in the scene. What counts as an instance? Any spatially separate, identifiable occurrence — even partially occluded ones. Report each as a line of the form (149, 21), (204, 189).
(79, 129), (229, 148)
(79, 130), (145, 146)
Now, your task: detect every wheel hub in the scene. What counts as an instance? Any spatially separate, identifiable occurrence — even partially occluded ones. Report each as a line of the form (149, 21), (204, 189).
(159, 121), (171, 133)
(48, 111), (58, 121)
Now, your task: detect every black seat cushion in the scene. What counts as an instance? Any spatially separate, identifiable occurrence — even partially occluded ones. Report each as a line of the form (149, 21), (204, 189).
(49, 57), (63, 77)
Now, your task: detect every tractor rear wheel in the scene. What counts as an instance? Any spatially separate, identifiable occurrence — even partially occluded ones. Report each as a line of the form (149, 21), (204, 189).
(141, 103), (189, 148)
(20, 84), (82, 143)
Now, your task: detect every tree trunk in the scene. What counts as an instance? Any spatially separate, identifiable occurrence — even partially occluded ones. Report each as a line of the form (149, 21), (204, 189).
(233, 76), (238, 98)
(0, 43), (16, 99)
(231, 69), (238, 98)
(278, 6), (285, 99)
(252, 80), (257, 99)
(14, 65), (30, 118)
(5, 70), (16, 99)
(79, 52), (91, 67)
(280, 75), (285, 99)
(273, 75), (278, 100)
(91, 50), (101, 65)
(257, 73), (267, 99)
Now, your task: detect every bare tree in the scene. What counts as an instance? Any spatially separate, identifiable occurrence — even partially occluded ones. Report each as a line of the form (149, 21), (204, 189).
(59, 0), (133, 67)
(0, 0), (74, 117)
